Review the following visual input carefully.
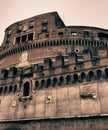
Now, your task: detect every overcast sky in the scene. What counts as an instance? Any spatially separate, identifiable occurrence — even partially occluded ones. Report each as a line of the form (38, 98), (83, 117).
(0, 0), (108, 44)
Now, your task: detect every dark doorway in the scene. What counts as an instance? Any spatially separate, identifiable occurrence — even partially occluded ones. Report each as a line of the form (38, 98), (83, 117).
(23, 82), (30, 96)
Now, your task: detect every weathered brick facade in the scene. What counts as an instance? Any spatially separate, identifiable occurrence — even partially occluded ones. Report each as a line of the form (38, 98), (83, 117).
(0, 12), (108, 129)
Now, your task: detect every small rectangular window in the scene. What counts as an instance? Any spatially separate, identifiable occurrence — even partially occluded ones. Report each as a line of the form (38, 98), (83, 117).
(42, 18), (48, 25)
(58, 32), (64, 36)
(45, 33), (49, 38)
(16, 37), (20, 44)
(17, 26), (22, 33)
(42, 27), (47, 32)
(22, 35), (27, 42)
(84, 31), (90, 37)
(29, 22), (34, 29)
(28, 33), (33, 41)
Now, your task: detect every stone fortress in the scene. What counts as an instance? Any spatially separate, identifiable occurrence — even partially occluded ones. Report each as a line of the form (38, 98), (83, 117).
(0, 12), (108, 129)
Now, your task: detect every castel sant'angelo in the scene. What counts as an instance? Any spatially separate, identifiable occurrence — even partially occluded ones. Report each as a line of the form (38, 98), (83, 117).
(0, 12), (108, 130)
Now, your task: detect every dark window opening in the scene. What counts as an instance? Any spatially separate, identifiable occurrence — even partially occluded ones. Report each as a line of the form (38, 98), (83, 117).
(29, 22), (34, 29)
(73, 74), (79, 83)
(81, 72), (86, 82)
(105, 68), (108, 78)
(62, 56), (64, 66)
(98, 33), (108, 40)
(35, 81), (39, 89)
(17, 26), (22, 33)
(88, 71), (94, 81)
(49, 59), (52, 68)
(4, 70), (8, 78)
(13, 68), (17, 76)
(46, 78), (51, 88)
(28, 33), (33, 41)
(53, 78), (57, 86)
(4, 86), (8, 93)
(9, 85), (12, 93)
(23, 82), (30, 96)
(22, 35), (27, 42)
(42, 27), (47, 32)
(42, 18), (48, 25)
(16, 37), (20, 44)
(13, 85), (17, 92)
(66, 75), (71, 84)
(75, 49), (79, 53)
(45, 33), (49, 38)
(44, 58), (52, 68)
(97, 70), (102, 79)
(92, 48), (98, 56)
(59, 76), (64, 85)
(0, 88), (3, 94)
(37, 65), (43, 72)
(84, 31), (90, 37)
(74, 67), (76, 70)
(58, 32), (64, 36)
(41, 80), (45, 88)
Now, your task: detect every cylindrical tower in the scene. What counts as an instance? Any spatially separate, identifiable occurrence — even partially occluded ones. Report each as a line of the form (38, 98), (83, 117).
(0, 12), (108, 130)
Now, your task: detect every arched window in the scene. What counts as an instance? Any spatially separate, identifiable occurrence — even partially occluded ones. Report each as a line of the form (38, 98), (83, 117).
(69, 40), (71, 45)
(4, 86), (8, 93)
(58, 32), (64, 37)
(13, 68), (17, 76)
(9, 85), (12, 93)
(66, 75), (71, 84)
(73, 74), (79, 83)
(2, 69), (8, 78)
(76, 40), (78, 45)
(41, 80), (45, 88)
(35, 81), (39, 89)
(81, 72), (86, 82)
(97, 70), (102, 79)
(46, 78), (51, 88)
(52, 77), (57, 86)
(41, 42), (44, 47)
(105, 68), (108, 78)
(13, 85), (17, 92)
(0, 87), (3, 94)
(57, 41), (59, 45)
(63, 40), (65, 45)
(23, 82), (30, 97)
(59, 76), (64, 85)
(36, 44), (38, 48)
(39, 43), (41, 47)
(88, 71), (94, 81)
(60, 40), (62, 45)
